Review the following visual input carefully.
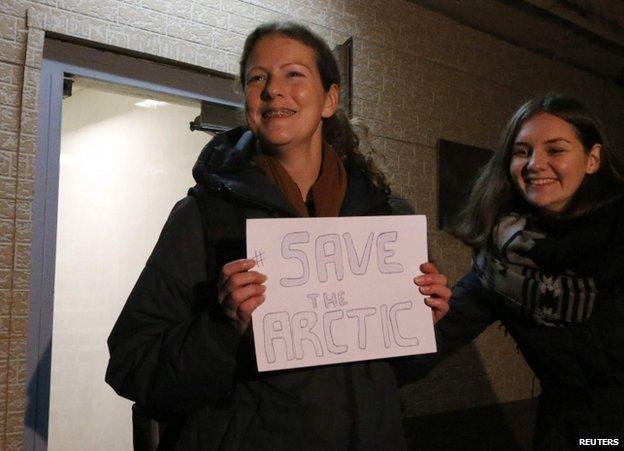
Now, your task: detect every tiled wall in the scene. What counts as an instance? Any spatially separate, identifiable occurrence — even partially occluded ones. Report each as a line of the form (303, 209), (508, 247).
(1, 0), (623, 447)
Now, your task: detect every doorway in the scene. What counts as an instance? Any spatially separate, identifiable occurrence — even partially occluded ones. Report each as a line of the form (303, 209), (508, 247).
(25, 39), (242, 450)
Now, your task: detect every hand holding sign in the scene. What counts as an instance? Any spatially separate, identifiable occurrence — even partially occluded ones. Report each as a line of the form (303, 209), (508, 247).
(247, 215), (440, 372)
(416, 262), (451, 324)
(218, 259), (267, 334)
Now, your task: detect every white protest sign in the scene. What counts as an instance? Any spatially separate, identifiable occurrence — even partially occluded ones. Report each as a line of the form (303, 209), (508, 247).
(246, 215), (436, 372)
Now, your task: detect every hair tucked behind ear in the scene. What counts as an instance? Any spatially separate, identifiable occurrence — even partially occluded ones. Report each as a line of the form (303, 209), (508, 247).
(240, 21), (389, 190)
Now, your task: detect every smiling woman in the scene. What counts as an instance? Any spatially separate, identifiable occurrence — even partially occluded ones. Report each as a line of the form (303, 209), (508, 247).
(105, 21), (451, 450)
(509, 112), (601, 214)
(435, 94), (624, 448)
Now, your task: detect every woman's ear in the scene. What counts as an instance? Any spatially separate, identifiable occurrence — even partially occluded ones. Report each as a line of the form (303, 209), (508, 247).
(321, 84), (339, 118)
(586, 144), (602, 174)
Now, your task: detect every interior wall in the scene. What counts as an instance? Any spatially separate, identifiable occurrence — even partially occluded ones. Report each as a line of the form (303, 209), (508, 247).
(50, 84), (208, 450)
(1, 0), (624, 447)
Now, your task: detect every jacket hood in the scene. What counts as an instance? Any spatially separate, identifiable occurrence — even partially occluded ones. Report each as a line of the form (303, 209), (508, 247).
(191, 126), (390, 217)
(192, 126), (255, 185)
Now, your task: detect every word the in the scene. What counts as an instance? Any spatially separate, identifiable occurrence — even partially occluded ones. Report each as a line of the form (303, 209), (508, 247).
(262, 300), (419, 364)
(306, 291), (347, 308)
(280, 231), (404, 287)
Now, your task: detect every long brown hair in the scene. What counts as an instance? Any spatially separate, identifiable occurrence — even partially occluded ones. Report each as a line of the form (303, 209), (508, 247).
(239, 21), (388, 189)
(453, 94), (624, 248)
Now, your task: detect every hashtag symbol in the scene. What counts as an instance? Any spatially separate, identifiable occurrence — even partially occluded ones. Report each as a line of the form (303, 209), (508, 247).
(252, 250), (265, 267)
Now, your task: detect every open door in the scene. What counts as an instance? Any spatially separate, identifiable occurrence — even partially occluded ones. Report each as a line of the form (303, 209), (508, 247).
(25, 39), (242, 450)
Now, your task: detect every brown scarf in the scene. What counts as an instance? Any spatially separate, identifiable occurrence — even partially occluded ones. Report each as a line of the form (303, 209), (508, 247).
(253, 144), (347, 217)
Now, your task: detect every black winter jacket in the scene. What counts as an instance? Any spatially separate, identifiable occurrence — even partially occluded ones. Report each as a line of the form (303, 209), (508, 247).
(436, 197), (624, 447)
(106, 128), (419, 450)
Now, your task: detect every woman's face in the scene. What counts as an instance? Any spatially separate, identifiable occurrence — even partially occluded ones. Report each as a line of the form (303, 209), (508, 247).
(509, 112), (601, 213)
(244, 35), (338, 152)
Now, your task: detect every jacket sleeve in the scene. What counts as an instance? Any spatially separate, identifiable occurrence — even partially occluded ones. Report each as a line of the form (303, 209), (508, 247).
(435, 268), (497, 354)
(105, 196), (241, 416)
(389, 269), (496, 385)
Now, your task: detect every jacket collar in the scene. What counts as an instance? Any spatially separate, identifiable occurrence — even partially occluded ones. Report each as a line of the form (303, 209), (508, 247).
(192, 127), (388, 217)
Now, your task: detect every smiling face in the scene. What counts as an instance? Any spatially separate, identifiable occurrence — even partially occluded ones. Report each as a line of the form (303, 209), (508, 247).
(244, 35), (338, 153)
(509, 112), (601, 214)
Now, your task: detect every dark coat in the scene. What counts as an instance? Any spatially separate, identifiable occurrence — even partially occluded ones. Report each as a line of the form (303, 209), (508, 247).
(106, 127), (415, 450)
(436, 196), (624, 448)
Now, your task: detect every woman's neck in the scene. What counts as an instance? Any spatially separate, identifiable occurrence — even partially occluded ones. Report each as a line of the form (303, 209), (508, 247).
(272, 135), (323, 201)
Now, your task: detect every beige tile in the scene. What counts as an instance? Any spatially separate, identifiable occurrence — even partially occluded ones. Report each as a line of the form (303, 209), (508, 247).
(253, 6), (288, 23)
(159, 39), (199, 65)
(191, 4), (229, 29)
(6, 433), (23, 451)
(0, 150), (17, 178)
(25, 42), (43, 69)
(22, 82), (38, 110)
(195, 47), (235, 73)
(10, 290), (27, 317)
(5, 408), (25, 434)
(0, 182), (15, 202)
(14, 220), (30, 244)
(8, 316), (27, 338)
(0, 15), (18, 41)
(213, 29), (245, 53)
(26, 6), (46, 29)
(7, 360), (25, 387)
(0, 270), (12, 289)
(8, 337), (25, 360)
(15, 200), (30, 221)
(0, 199), (15, 220)
(143, 0), (194, 20)
(195, 0), (222, 8)
(0, 316), (10, 339)
(248, 0), (285, 12)
(18, 133), (36, 155)
(0, 220), (13, 244)
(288, 0), (325, 25)
(12, 269), (29, 290)
(324, 10), (357, 37)
(89, 18), (108, 43)
(0, 243), (14, 270)
(13, 243), (29, 271)
(0, 62), (19, 85)
(16, 176), (34, 200)
(167, 16), (214, 46)
(0, 337), (8, 359)
(19, 108), (38, 136)
(118, 4), (167, 35)
(0, 105), (20, 132)
(2, 0), (28, 17)
(223, 0), (256, 19)
(58, 0), (118, 22)
(17, 153), (34, 181)
(44, 9), (68, 34)
(227, 12), (258, 35)
(6, 382), (24, 413)
(296, 0), (344, 14)
(0, 290), (10, 317)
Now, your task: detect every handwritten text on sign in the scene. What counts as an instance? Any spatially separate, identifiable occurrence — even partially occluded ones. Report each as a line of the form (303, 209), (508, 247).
(246, 215), (436, 372)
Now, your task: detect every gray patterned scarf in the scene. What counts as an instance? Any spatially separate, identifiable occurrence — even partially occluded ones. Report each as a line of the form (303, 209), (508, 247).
(475, 214), (597, 327)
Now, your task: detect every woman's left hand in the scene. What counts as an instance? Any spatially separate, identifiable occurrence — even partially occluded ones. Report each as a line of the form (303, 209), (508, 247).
(414, 262), (451, 324)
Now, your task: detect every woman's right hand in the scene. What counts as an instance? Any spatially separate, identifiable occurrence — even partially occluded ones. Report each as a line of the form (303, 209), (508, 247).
(218, 258), (267, 334)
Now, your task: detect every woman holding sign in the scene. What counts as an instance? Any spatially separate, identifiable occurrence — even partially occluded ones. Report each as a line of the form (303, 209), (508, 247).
(437, 95), (624, 448)
(106, 22), (450, 450)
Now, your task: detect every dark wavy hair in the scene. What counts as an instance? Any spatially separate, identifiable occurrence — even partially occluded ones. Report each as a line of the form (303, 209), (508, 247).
(453, 94), (624, 248)
(239, 21), (388, 189)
